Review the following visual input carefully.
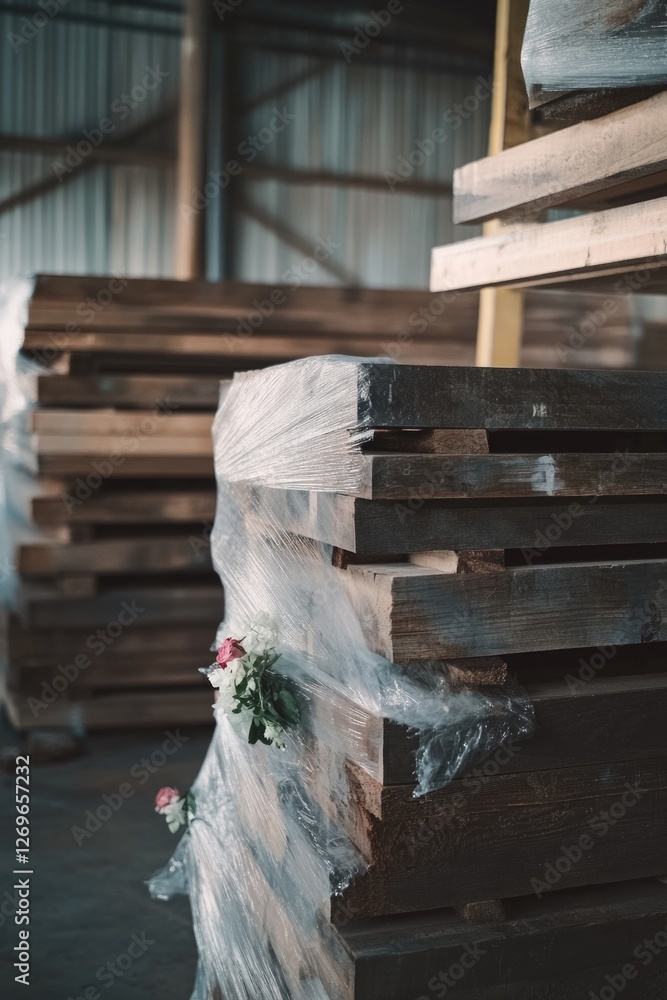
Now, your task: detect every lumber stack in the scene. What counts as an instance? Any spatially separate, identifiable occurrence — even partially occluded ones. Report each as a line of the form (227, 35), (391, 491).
(3, 274), (489, 731)
(8, 273), (622, 731)
(433, 89), (667, 309)
(171, 358), (667, 998)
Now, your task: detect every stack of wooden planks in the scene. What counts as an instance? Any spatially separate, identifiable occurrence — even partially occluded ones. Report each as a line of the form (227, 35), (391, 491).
(4, 273), (650, 733)
(432, 89), (667, 308)
(222, 359), (667, 998)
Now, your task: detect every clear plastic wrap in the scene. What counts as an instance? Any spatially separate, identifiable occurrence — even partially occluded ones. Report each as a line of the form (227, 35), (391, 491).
(521, 0), (667, 105)
(151, 356), (535, 1000)
(0, 278), (45, 608)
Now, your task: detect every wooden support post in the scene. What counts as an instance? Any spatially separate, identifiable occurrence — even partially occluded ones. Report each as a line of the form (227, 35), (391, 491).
(175, 0), (209, 279)
(475, 0), (532, 368)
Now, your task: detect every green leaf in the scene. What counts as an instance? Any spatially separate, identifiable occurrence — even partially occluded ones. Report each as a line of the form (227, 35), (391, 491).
(276, 688), (300, 725)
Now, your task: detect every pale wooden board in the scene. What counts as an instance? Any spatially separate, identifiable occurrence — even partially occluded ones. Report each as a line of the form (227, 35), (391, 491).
(432, 194), (667, 293)
(35, 433), (213, 457)
(454, 90), (667, 224)
(342, 559), (667, 660)
(32, 410), (214, 437)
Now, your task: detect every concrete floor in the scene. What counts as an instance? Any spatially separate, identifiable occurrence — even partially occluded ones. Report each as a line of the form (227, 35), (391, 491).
(1, 716), (213, 1000)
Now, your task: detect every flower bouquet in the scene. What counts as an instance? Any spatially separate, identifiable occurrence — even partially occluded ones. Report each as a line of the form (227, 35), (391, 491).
(200, 617), (300, 749)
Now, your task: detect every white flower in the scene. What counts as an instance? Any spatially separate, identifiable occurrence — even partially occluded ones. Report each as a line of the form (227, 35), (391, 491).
(158, 797), (187, 833)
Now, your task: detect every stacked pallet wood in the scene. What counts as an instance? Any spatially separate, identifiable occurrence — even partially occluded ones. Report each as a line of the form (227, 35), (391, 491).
(167, 358), (667, 999)
(434, 89), (667, 306)
(4, 271), (652, 734)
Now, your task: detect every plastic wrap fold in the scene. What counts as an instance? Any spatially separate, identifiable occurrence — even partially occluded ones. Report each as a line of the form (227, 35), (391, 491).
(0, 278), (43, 609)
(151, 356), (535, 1000)
(522, 0), (667, 104)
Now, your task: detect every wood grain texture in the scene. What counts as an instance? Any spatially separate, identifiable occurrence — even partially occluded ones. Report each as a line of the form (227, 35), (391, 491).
(38, 455), (213, 477)
(18, 536), (212, 576)
(249, 487), (667, 553)
(454, 90), (667, 224)
(31, 489), (216, 526)
(338, 880), (667, 1000)
(338, 757), (667, 915)
(342, 559), (667, 660)
(20, 585), (223, 629)
(37, 374), (222, 410)
(355, 363), (667, 430)
(432, 194), (667, 293)
(360, 451), (667, 500)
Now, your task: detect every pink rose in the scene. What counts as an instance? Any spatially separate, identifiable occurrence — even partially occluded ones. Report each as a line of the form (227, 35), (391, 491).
(155, 786), (180, 811)
(216, 637), (246, 667)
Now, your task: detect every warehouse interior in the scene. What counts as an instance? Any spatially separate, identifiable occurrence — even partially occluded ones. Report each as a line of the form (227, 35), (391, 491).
(2, 1), (667, 998)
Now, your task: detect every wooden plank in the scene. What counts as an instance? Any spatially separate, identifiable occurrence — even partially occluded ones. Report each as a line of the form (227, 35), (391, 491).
(31, 489), (216, 527)
(249, 488), (667, 553)
(342, 559), (667, 660)
(359, 452), (667, 500)
(353, 363), (667, 430)
(303, 669), (667, 787)
(32, 410), (213, 437)
(37, 375), (222, 410)
(38, 455), (213, 477)
(18, 537), (212, 577)
(432, 194), (667, 294)
(26, 273), (479, 337)
(455, 91), (667, 224)
(337, 880), (667, 1000)
(3, 685), (214, 730)
(35, 433), (212, 457)
(338, 757), (667, 916)
(19, 585), (223, 629)
(24, 329), (490, 363)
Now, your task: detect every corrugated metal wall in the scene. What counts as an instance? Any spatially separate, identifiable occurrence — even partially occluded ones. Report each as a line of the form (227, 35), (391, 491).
(0, 3), (490, 287)
(0, 0), (181, 280)
(234, 43), (490, 287)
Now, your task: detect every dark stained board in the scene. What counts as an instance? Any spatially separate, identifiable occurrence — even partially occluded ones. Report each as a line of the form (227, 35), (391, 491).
(249, 487), (667, 553)
(342, 559), (667, 660)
